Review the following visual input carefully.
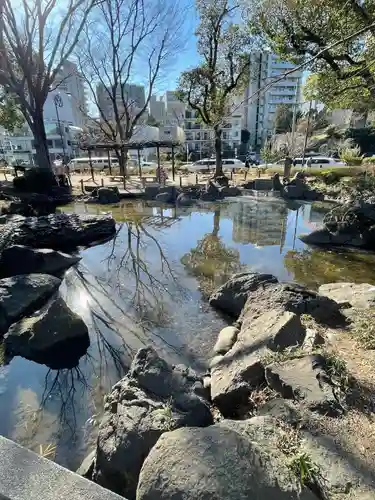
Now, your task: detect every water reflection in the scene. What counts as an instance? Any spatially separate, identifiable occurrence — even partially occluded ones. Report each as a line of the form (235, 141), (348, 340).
(181, 207), (242, 297)
(2, 196), (375, 471)
(284, 248), (375, 289)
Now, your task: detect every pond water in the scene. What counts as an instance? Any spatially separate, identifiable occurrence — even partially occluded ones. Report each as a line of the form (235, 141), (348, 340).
(1, 193), (375, 470)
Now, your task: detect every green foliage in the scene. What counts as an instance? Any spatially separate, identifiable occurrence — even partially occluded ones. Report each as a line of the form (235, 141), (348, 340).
(146, 115), (160, 127)
(0, 94), (24, 132)
(339, 146), (364, 166)
(249, 0), (375, 112)
(320, 170), (341, 185)
(345, 127), (375, 154)
(289, 452), (321, 489)
(274, 104), (294, 134)
(260, 139), (280, 165)
(176, 0), (252, 175)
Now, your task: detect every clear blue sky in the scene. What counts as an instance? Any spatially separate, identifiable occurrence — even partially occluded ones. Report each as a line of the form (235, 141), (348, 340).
(155, 0), (200, 93)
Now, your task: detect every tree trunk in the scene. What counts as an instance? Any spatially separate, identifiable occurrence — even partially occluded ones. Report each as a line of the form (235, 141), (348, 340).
(212, 209), (220, 237)
(214, 128), (223, 177)
(118, 145), (128, 189)
(31, 110), (51, 170)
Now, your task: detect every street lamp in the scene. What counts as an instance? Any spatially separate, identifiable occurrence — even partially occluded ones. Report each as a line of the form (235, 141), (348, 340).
(53, 93), (67, 162)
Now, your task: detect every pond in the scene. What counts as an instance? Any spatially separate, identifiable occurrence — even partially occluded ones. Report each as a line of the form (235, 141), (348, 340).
(1, 193), (375, 471)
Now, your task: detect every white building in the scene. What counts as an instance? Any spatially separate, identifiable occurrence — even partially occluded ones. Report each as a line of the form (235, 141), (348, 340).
(163, 91), (185, 126)
(54, 60), (88, 128)
(243, 51), (303, 149)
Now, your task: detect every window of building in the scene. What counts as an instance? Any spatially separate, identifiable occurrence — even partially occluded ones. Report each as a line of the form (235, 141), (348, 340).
(53, 139), (63, 148)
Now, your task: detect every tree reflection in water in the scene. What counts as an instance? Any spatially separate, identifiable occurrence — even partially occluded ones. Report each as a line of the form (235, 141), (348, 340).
(12, 214), (186, 458)
(181, 208), (243, 297)
(284, 248), (375, 289)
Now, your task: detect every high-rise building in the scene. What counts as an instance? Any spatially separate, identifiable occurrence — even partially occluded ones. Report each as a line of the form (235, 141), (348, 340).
(149, 95), (166, 124)
(243, 52), (303, 149)
(163, 91), (185, 126)
(96, 83), (146, 122)
(54, 61), (88, 128)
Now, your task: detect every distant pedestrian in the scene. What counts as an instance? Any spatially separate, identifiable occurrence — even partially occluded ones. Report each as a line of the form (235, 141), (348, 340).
(306, 157), (312, 168)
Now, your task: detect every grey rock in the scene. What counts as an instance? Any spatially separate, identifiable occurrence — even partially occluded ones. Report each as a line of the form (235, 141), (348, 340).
(257, 398), (302, 426)
(300, 228), (366, 248)
(176, 193), (194, 206)
(319, 282), (375, 309)
(136, 425), (316, 500)
(155, 192), (172, 203)
(0, 245), (80, 278)
(93, 347), (212, 499)
(4, 296), (89, 368)
(265, 355), (342, 415)
(300, 430), (374, 498)
(283, 184), (305, 199)
(97, 187), (120, 204)
(77, 450), (96, 479)
(219, 186), (242, 197)
(210, 309), (306, 416)
(239, 282), (345, 328)
(272, 173), (283, 191)
(0, 213), (116, 251)
(0, 274), (61, 335)
(213, 326), (239, 354)
(209, 272), (278, 318)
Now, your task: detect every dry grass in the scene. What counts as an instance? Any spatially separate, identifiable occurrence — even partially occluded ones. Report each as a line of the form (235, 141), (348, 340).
(349, 308), (375, 350)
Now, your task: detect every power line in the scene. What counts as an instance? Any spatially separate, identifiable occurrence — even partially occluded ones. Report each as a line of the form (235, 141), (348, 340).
(230, 20), (375, 117)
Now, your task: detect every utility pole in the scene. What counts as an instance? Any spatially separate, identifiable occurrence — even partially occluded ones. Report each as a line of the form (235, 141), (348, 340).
(301, 100), (313, 167)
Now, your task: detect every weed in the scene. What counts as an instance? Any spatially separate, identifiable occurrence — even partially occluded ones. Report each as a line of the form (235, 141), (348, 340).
(261, 346), (306, 366)
(153, 397), (175, 430)
(38, 443), (56, 459)
(289, 452), (321, 488)
(350, 308), (375, 350)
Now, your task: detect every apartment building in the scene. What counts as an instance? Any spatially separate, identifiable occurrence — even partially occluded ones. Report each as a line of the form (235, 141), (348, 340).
(96, 83), (146, 122)
(54, 61), (88, 128)
(184, 99), (243, 158)
(243, 51), (303, 149)
(149, 95), (166, 124)
(162, 91), (185, 127)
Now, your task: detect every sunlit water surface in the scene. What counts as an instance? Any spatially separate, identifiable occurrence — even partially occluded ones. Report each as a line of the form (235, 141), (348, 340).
(1, 194), (375, 469)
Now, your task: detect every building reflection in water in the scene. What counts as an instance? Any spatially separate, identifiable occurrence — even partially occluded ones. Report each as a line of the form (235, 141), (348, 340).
(231, 197), (289, 251)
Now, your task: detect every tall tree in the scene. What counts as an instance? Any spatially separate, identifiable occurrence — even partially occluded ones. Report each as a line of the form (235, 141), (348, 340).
(176, 0), (251, 177)
(249, 0), (375, 115)
(274, 104), (294, 133)
(0, 93), (24, 132)
(77, 0), (184, 183)
(0, 0), (96, 170)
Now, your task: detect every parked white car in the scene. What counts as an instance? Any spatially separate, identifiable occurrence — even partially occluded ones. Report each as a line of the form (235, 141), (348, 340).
(186, 158), (245, 172)
(68, 157), (119, 172)
(270, 156), (346, 169)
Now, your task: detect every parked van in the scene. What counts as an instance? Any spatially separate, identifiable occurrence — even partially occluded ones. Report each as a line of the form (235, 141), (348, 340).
(68, 157), (119, 172)
(187, 158), (245, 172)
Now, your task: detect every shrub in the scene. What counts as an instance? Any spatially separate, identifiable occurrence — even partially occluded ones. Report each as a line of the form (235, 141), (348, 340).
(339, 146), (364, 166)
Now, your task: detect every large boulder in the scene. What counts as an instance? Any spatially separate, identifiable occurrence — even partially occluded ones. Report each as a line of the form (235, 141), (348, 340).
(209, 272), (278, 318)
(239, 282), (345, 328)
(265, 354), (342, 416)
(0, 274), (61, 335)
(219, 186), (242, 197)
(136, 425), (316, 500)
(0, 245), (80, 278)
(97, 187), (120, 204)
(301, 201), (375, 249)
(210, 309), (306, 416)
(4, 296), (89, 368)
(93, 347), (212, 499)
(300, 227), (366, 247)
(0, 213), (116, 251)
(176, 193), (194, 206)
(318, 282), (375, 309)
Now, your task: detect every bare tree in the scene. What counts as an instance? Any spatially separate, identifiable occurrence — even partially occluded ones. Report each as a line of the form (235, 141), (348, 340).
(77, 0), (185, 186)
(0, 0), (97, 170)
(176, 0), (252, 177)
